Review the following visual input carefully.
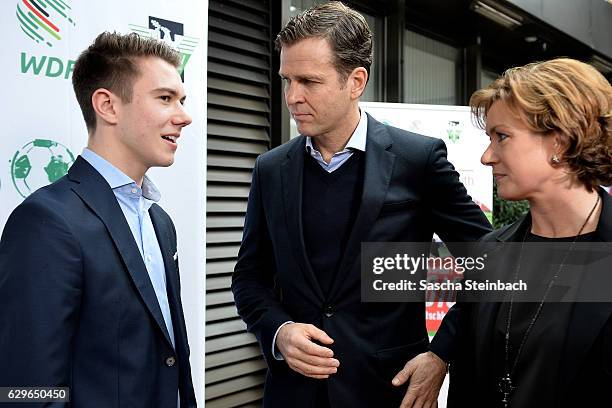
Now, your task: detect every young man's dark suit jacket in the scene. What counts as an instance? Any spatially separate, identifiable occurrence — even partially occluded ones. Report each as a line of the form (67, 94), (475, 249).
(446, 188), (612, 408)
(232, 114), (492, 407)
(0, 157), (196, 408)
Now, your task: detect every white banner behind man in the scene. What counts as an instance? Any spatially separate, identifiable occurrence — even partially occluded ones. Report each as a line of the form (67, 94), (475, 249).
(0, 0), (206, 403)
(360, 102), (493, 220)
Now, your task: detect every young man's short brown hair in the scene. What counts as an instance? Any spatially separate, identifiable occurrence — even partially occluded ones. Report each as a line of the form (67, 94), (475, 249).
(275, 1), (372, 84)
(72, 31), (181, 132)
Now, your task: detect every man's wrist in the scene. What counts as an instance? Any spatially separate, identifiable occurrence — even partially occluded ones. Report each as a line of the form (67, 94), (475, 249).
(427, 351), (449, 372)
(272, 321), (294, 360)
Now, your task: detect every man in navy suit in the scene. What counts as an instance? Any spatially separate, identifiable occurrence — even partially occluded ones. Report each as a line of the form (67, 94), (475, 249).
(231, 2), (491, 407)
(0, 32), (196, 407)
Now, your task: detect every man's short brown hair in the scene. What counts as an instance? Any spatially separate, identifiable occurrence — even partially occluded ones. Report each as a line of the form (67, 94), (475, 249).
(72, 31), (181, 132)
(275, 1), (372, 83)
(470, 58), (612, 190)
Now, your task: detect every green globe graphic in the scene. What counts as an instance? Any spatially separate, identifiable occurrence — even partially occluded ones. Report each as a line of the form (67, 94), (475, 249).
(10, 139), (75, 198)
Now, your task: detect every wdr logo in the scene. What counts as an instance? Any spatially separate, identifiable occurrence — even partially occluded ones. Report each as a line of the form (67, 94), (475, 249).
(16, 0), (75, 47)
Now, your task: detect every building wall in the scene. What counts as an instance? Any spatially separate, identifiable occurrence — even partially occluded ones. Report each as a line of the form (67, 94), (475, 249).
(507, 0), (612, 57)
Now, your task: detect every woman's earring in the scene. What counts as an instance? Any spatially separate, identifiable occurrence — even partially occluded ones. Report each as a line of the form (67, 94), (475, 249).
(551, 154), (560, 164)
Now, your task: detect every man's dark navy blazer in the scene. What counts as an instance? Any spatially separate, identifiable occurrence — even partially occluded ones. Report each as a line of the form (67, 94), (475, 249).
(232, 114), (492, 407)
(0, 157), (196, 407)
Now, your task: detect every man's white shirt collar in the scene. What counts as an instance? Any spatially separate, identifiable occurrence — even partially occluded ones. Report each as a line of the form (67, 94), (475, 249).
(305, 109), (368, 153)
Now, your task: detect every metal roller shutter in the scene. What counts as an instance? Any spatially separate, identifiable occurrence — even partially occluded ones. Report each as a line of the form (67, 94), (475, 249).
(206, 0), (271, 406)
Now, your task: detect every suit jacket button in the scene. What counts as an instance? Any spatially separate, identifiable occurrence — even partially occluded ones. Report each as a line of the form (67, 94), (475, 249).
(165, 356), (176, 367)
(324, 305), (334, 318)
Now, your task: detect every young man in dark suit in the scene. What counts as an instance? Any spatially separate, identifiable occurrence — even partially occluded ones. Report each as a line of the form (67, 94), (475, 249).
(231, 2), (492, 407)
(0, 32), (196, 407)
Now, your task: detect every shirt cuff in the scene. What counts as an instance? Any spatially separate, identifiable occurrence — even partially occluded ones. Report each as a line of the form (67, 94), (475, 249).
(272, 321), (294, 360)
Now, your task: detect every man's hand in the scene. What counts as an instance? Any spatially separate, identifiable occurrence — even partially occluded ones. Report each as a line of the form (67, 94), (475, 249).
(392, 351), (447, 408)
(276, 323), (339, 379)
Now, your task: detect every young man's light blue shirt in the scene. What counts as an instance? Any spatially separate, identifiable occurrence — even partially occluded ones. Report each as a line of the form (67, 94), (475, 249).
(81, 148), (176, 348)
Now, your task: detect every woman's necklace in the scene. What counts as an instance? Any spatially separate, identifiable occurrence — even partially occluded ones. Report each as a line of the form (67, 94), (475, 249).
(498, 194), (600, 407)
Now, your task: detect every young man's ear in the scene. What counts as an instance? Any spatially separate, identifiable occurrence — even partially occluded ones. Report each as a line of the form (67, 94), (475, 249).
(91, 88), (120, 126)
(349, 67), (368, 99)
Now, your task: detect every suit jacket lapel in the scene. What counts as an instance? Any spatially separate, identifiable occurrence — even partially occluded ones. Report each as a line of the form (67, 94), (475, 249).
(328, 115), (396, 301)
(68, 157), (173, 348)
(150, 205), (187, 351)
(557, 189), (612, 390)
(557, 302), (612, 389)
(281, 139), (325, 302)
